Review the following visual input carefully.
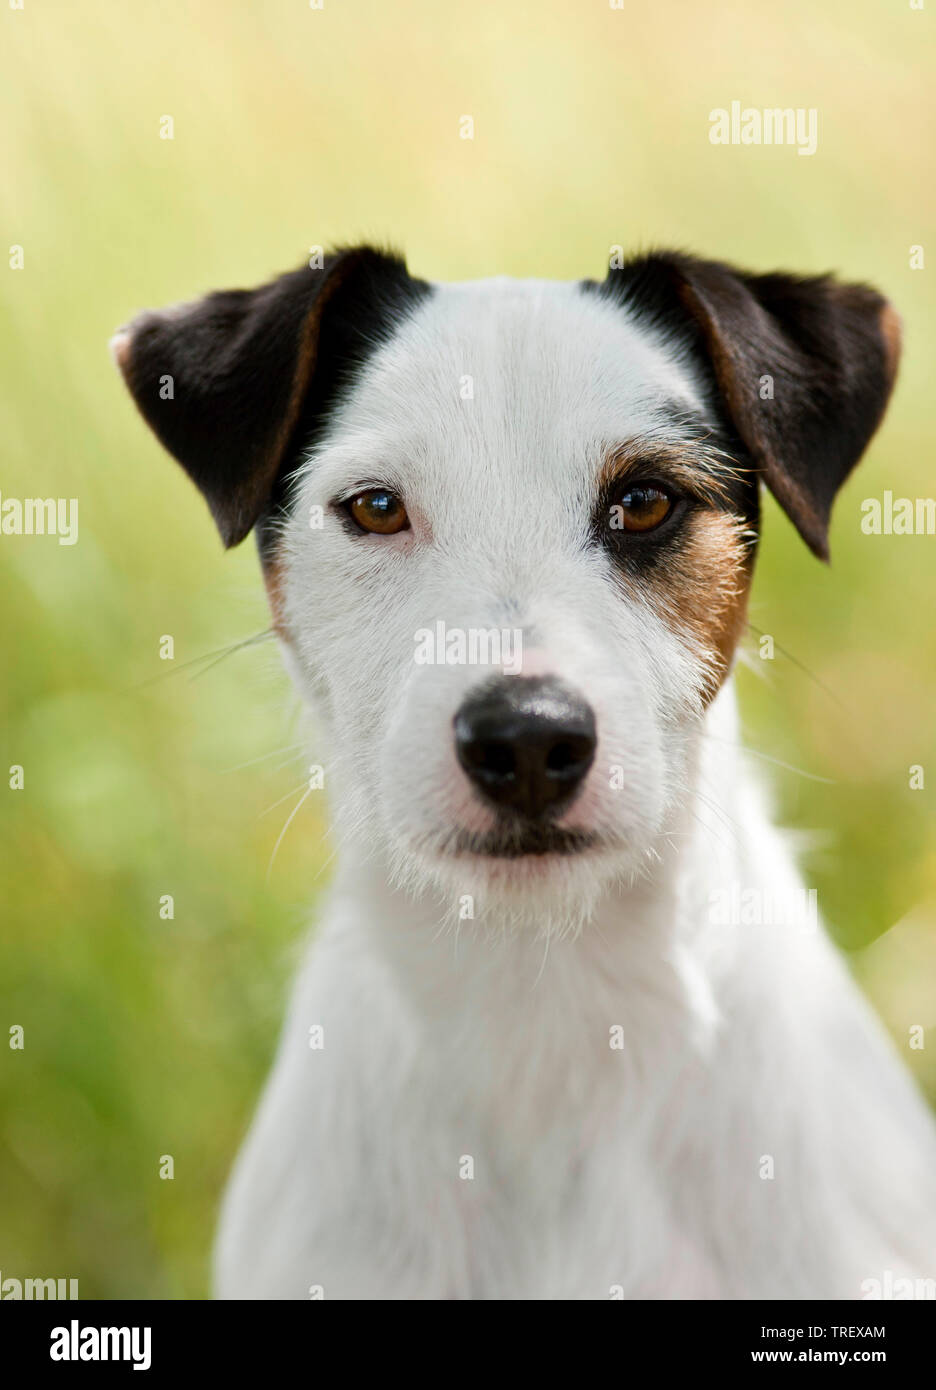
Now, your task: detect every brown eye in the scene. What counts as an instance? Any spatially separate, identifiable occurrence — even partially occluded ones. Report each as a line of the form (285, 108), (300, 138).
(346, 488), (410, 535)
(612, 484), (673, 534)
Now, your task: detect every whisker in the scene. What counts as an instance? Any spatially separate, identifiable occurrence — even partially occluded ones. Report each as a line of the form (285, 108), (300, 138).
(692, 787), (742, 851)
(136, 628), (276, 688)
(531, 929), (552, 989)
(686, 805), (735, 855)
(190, 629), (277, 681)
(744, 622), (847, 713)
(222, 742), (304, 774)
(259, 778), (315, 819)
(700, 733), (836, 785)
(309, 803), (380, 886)
(267, 787), (313, 881)
(695, 780), (741, 833)
(310, 841), (341, 884)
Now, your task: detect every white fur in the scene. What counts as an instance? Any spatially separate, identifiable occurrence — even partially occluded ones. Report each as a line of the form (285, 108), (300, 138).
(214, 279), (936, 1299)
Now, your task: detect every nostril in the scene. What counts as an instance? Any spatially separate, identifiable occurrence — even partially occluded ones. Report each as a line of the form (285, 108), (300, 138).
(475, 741), (516, 781)
(546, 738), (592, 776)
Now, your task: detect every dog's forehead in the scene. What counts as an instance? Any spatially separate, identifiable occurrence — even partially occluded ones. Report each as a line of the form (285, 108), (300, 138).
(324, 277), (711, 480)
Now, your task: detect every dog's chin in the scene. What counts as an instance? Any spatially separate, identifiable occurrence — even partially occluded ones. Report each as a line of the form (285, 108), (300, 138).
(388, 817), (648, 931)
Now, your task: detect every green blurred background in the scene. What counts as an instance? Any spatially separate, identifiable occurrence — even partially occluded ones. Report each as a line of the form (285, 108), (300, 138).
(1, 0), (934, 1298)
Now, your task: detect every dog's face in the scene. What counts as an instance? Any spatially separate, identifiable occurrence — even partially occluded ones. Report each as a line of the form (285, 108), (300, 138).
(276, 279), (756, 910)
(114, 249), (899, 921)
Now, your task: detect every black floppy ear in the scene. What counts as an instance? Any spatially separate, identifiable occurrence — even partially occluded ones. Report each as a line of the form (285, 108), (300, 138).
(112, 247), (423, 547)
(607, 254), (901, 559)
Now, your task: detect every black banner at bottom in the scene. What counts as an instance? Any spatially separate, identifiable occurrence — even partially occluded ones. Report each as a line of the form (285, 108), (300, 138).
(1, 1299), (930, 1376)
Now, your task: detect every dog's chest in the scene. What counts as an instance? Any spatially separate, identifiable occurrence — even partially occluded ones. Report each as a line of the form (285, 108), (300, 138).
(216, 910), (724, 1299)
(437, 1130), (719, 1299)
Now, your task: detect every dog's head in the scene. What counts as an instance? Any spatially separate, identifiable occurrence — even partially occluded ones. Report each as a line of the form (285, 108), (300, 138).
(113, 248), (899, 920)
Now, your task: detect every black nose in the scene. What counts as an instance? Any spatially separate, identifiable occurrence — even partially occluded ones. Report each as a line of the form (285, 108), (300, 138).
(454, 677), (597, 820)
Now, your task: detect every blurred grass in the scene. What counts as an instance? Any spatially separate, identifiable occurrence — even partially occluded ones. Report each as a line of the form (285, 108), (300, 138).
(1, 0), (934, 1297)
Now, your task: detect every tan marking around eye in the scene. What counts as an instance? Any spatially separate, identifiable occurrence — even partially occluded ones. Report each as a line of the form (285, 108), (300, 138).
(262, 554), (291, 642)
(649, 509), (754, 703)
(599, 442), (755, 701)
(598, 441), (744, 507)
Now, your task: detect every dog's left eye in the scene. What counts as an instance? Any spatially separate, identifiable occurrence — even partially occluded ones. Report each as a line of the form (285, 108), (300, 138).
(610, 483), (674, 533)
(344, 488), (410, 535)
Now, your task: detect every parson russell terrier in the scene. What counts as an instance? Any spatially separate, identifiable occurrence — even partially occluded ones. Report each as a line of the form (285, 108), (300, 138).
(113, 248), (936, 1299)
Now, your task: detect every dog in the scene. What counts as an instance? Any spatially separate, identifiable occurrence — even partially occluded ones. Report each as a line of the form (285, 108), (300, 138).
(113, 248), (936, 1299)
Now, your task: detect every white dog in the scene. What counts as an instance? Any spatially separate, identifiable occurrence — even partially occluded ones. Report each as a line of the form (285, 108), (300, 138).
(114, 248), (936, 1299)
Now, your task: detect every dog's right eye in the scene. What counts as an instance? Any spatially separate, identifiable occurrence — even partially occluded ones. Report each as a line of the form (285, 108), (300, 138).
(343, 488), (410, 535)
